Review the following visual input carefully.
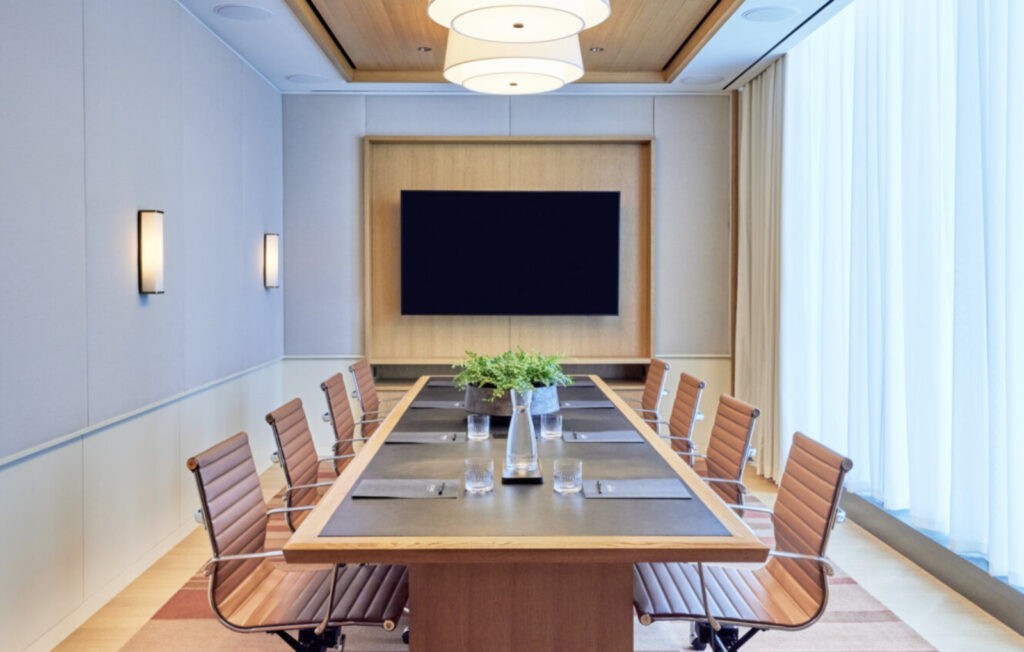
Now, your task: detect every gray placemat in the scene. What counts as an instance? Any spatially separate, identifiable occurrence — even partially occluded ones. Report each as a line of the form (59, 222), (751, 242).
(352, 478), (460, 499)
(427, 378), (455, 387)
(410, 400), (464, 409)
(563, 430), (644, 443)
(560, 400), (615, 409)
(582, 478), (692, 499)
(569, 377), (596, 387)
(387, 431), (466, 444)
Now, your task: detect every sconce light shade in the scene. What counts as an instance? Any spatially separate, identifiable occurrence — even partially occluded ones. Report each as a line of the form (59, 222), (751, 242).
(138, 210), (164, 294)
(264, 233), (280, 288)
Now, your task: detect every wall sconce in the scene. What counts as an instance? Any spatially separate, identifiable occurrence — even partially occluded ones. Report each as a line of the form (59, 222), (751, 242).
(264, 233), (280, 288)
(138, 210), (164, 294)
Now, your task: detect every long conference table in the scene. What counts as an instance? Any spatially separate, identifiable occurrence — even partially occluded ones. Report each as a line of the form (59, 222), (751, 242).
(284, 375), (768, 651)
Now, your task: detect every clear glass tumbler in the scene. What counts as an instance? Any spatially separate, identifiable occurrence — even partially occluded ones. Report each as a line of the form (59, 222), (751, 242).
(467, 414), (491, 441)
(553, 458), (583, 494)
(539, 413), (563, 440)
(464, 458), (494, 494)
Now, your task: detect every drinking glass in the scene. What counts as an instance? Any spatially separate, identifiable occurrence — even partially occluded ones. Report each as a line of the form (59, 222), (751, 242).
(464, 458), (494, 494)
(467, 414), (491, 441)
(553, 458), (583, 494)
(539, 413), (563, 440)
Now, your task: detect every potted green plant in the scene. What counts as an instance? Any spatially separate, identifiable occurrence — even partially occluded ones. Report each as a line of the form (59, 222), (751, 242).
(453, 349), (573, 416)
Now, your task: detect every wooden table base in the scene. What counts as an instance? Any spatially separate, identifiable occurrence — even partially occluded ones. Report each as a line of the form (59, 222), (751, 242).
(408, 562), (635, 652)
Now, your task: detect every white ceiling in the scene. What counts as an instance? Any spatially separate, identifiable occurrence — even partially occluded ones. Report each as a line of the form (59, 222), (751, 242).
(177, 0), (853, 94)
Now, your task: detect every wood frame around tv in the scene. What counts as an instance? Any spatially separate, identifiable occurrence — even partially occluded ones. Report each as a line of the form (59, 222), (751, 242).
(363, 135), (654, 364)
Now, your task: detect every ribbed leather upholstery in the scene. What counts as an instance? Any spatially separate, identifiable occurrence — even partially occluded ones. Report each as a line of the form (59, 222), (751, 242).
(188, 433), (269, 607)
(641, 359), (670, 412)
(321, 373), (357, 474)
(266, 399), (321, 531)
(188, 433), (410, 633)
(702, 395), (759, 505)
(349, 359), (383, 436)
(634, 433), (853, 631)
(667, 373), (706, 457)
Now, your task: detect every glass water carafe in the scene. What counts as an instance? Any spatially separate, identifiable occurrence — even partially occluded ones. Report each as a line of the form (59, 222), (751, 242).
(504, 389), (539, 475)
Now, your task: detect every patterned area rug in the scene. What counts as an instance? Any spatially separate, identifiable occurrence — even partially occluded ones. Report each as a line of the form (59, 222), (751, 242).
(122, 476), (936, 651)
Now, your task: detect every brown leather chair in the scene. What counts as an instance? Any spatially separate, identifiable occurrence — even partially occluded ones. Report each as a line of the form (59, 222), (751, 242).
(187, 432), (409, 651)
(320, 372), (374, 474)
(655, 373), (706, 460)
(625, 358), (670, 425)
(266, 398), (353, 531)
(348, 359), (395, 437)
(679, 395), (759, 507)
(634, 432), (853, 652)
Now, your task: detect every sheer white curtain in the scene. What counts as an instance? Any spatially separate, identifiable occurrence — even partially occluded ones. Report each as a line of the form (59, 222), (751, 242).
(780, 0), (1024, 585)
(735, 60), (785, 480)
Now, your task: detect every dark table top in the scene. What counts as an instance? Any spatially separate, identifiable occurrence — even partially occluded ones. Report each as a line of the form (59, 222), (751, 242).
(320, 378), (730, 538)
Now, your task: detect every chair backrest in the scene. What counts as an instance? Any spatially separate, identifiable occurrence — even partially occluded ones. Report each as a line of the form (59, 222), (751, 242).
(704, 394), (760, 504)
(641, 359), (670, 412)
(187, 432), (268, 607)
(668, 373), (706, 456)
(766, 432), (853, 618)
(349, 358), (380, 415)
(266, 398), (319, 530)
(321, 373), (357, 473)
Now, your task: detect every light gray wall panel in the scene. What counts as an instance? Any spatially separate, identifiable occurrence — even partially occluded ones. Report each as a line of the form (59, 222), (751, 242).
(365, 95), (510, 136)
(0, 1), (88, 459)
(181, 17), (248, 388)
(653, 95), (732, 354)
(0, 441), (84, 651)
(240, 70), (284, 367)
(510, 95), (654, 136)
(84, 0), (186, 423)
(283, 95), (365, 354)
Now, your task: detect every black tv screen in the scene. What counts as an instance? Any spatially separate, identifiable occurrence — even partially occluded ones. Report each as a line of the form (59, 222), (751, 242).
(401, 190), (620, 315)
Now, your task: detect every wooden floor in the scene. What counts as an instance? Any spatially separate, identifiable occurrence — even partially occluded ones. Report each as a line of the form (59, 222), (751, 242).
(54, 465), (1024, 652)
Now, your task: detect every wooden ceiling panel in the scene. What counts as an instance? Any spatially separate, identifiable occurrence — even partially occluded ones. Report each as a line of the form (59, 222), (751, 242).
(308, 0), (720, 74)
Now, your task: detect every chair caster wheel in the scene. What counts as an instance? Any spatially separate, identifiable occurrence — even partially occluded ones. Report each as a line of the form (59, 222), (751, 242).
(401, 627), (409, 644)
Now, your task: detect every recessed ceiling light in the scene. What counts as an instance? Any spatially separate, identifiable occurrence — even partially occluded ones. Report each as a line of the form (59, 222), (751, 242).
(589, 46), (605, 53)
(286, 73), (329, 84)
(741, 6), (799, 22)
(680, 74), (724, 85)
(418, 46), (433, 52)
(213, 4), (273, 21)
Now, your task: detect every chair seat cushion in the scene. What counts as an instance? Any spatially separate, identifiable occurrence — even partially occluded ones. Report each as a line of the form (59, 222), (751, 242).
(219, 560), (408, 630)
(633, 560), (820, 629)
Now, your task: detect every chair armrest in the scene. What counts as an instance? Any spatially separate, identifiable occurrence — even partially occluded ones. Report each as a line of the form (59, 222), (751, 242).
(633, 407), (660, 415)
(282, 482), (334, 497)
(676, 451), (708, 459)
(330, 438), (369, 452)
(769, 550), (835, 576)
(267, 505), (317, 516)
(703, 477), (748, 490)
(356, 418), (388, 424)
(318, 453), (356, 463)
(203, 549), (283, 575)
(726, 503), (773, 515)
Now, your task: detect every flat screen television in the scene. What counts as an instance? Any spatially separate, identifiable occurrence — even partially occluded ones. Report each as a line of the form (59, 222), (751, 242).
(400, 190), (620, 315)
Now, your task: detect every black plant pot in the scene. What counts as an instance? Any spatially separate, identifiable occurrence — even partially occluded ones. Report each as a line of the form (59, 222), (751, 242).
(462, 384), (560, 416)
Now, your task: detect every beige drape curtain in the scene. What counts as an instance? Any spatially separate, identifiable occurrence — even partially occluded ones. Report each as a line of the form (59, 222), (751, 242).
(734, 59), (785, 481)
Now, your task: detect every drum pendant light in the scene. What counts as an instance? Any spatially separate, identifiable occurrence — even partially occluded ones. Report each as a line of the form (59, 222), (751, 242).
(428, 0), (610, 43)
(443, 30), (584, 95)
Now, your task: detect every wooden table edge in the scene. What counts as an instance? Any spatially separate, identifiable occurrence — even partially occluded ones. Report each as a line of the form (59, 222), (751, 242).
(283, 375), (769, 565)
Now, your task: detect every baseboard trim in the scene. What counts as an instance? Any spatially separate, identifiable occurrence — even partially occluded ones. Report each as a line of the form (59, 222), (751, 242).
(841, 492), (1024, 638)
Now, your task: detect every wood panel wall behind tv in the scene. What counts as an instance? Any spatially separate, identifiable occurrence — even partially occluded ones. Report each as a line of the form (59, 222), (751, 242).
(364, 136), (653, 363)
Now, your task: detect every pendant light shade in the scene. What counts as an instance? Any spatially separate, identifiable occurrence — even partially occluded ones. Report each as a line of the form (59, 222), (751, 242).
(443, 30), (583, 95)
(428, 0), (610, 43)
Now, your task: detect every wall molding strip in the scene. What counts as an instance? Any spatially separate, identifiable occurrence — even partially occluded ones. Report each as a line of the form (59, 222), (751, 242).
(0, 358), (281, 471)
